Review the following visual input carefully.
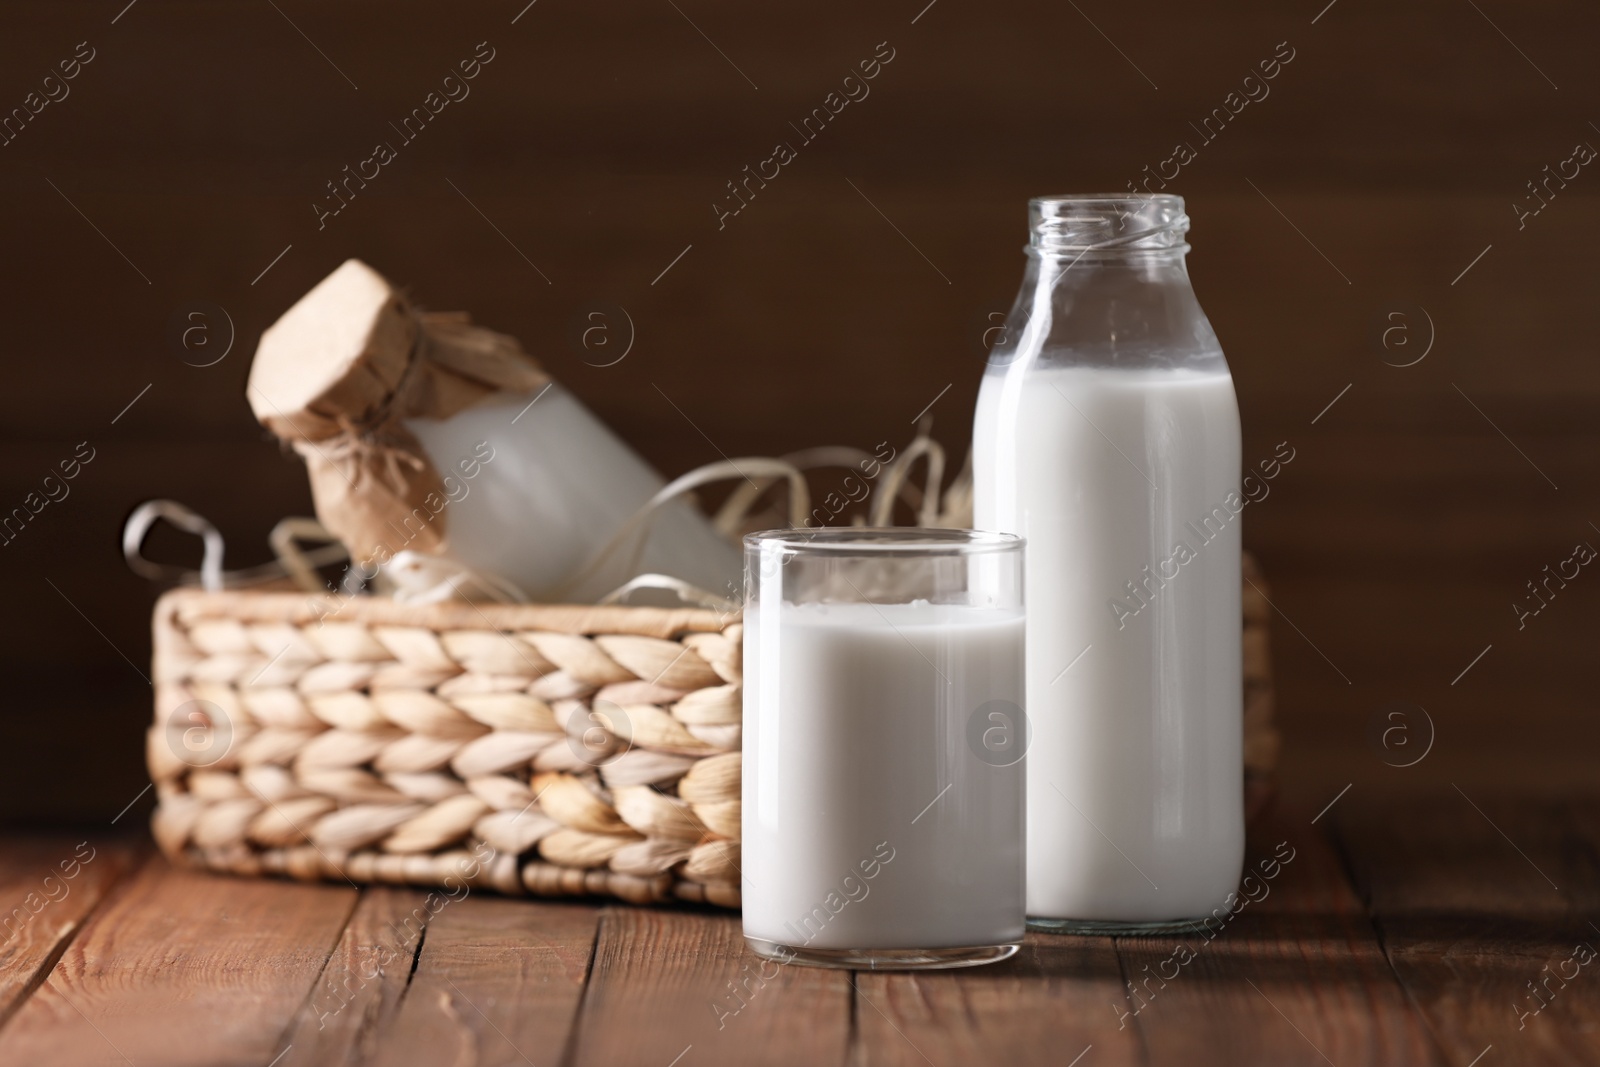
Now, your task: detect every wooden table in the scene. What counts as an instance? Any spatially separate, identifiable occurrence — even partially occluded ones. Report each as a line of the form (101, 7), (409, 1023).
(1, 796), (1595, 1067)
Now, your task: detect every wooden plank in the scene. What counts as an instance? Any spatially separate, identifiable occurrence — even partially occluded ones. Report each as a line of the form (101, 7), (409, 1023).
(1334, 794), (1576, 917)
(272, 887), (433, 1066)
(1333, 796), (1600, 1066)
(567, 907), (851, 1067)
(0, 857), (357, 1067)
(1113, 806), (1439, 1066)
(1363, 912), (1600, 1067)
(364, 895), (600, 1067)
(853, 934), (1139, 1067)
(10, 196), (1600, 835)
(0, 835), (141, 1027)
(3, 1), (1600, 835)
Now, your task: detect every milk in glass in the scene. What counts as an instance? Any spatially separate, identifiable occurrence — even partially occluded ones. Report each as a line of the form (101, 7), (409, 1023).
(741, 529), (1027, 968)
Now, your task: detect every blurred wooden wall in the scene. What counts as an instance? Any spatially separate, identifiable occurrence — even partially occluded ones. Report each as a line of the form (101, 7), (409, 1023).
(2, 0), (1598, 820)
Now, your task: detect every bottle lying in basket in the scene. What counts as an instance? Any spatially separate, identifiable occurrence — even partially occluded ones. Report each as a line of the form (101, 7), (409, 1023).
(247, 258), (740, 602)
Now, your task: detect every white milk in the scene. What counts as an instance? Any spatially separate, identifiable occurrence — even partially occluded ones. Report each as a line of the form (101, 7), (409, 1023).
(742, 601), (1025, 950)
(406, 384), (741, 602)
(974, 365), (1243, 922)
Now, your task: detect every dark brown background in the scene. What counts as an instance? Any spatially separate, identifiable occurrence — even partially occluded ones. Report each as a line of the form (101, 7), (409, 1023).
(1, 0), (1596, 823)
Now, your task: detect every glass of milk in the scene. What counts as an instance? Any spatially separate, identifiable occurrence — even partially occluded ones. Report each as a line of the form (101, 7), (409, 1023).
(742, 528), (1026, 969)
(973, 194), (1245, 933)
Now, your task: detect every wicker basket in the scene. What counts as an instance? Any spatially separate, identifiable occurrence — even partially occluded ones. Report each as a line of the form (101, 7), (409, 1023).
(148, 556), (1278, 908)
(148, 589), (745, 906)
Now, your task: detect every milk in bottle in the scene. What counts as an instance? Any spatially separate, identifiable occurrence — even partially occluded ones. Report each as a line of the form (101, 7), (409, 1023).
(973, 195), (1244, 930)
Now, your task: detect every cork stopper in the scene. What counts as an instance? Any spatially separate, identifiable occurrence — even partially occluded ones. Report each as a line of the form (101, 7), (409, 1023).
(247, 259), (419, 442)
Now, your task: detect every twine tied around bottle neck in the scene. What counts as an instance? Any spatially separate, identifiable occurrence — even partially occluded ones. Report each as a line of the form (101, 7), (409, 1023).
(304, 328), (433, 500)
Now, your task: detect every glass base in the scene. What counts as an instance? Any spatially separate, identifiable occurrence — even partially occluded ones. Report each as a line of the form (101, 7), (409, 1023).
(746, 937), (1020, 971)
(1028, 916), (1210, 936)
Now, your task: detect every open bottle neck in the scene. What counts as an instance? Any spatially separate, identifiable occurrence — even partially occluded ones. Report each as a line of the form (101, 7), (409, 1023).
(1028, 194), (1191, 258)
(982, 193), (1221, 372)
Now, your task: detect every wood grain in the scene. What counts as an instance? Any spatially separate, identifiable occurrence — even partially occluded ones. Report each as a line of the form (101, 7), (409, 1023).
(1, 2), (1599, 826)
(0, 857), (357, 1067)
(0, 819), (1594, 1065)
(365, 894), (600, 1067)
(11, 189), (1600, 824)
(567, 906), (852, 1067)
(1334, 795), (1578, 917)
(1111, 809), (1439, 1066)
(1332, 797), (1600, 1066)
(854, 935), (1138, 1067)
(274, 887), (434, 1067)
(0, 835), (140, 1028)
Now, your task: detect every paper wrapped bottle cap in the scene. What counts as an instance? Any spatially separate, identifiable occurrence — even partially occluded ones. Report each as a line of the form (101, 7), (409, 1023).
(247, 258), (548, 564)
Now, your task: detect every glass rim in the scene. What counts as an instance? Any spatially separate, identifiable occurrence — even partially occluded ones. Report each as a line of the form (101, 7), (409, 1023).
(744, 526), (1023, 555)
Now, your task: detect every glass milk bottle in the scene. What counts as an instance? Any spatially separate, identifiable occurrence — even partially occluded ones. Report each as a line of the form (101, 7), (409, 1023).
(973, 195), (1243, 931)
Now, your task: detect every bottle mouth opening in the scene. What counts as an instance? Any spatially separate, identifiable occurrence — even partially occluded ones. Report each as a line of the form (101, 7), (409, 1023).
(1029, 194), (1190, 254)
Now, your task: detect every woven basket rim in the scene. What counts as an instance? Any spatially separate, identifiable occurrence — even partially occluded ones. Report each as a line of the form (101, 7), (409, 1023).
(154, 586), (737, 639)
